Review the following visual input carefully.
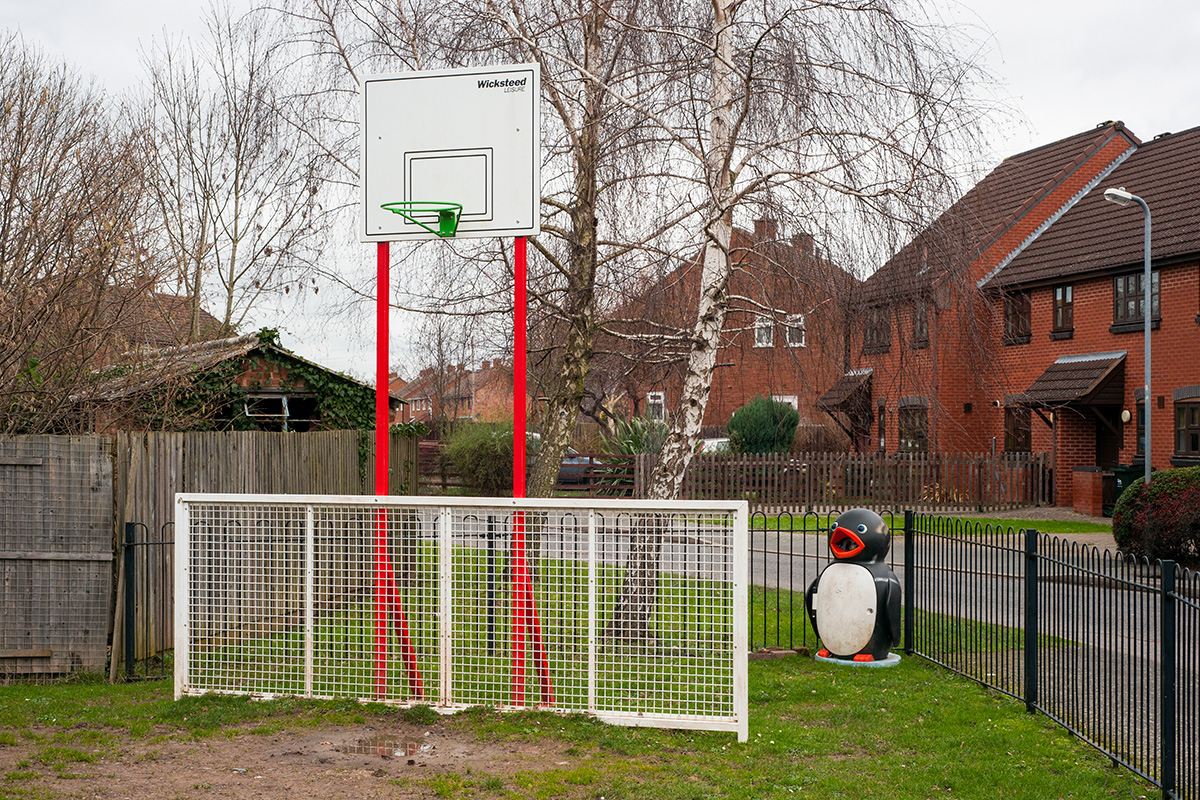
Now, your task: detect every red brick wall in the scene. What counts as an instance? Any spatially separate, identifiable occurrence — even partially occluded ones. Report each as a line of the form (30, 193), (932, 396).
(1071, 468), (1106, 516)
(236, 354), (305, 391)
(995, 260), (1200, 495)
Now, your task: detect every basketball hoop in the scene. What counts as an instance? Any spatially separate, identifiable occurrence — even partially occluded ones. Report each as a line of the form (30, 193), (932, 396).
(381, 201), (463, 238)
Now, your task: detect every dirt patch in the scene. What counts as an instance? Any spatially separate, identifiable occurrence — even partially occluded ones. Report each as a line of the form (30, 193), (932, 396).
(1, 720), (576, 799)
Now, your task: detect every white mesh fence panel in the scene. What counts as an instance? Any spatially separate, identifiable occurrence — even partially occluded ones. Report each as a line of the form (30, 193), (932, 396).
(177, 495), (748, 740)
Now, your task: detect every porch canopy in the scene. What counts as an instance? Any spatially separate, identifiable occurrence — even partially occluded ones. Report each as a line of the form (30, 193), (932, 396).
(817, 368), (873, 411)
(1011, 351), (1126, 408)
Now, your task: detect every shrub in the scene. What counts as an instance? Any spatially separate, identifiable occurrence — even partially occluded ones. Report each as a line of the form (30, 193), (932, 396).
(600, 416), (668, 455)
(445, 422), (513, 496)
(727, 396), (799, 455)
(1112, 466), (1200, 564)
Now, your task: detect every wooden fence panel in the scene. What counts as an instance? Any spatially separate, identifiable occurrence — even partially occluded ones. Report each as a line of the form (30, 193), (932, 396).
(0, 436), (112, 677)
(110, 430), (418, 677)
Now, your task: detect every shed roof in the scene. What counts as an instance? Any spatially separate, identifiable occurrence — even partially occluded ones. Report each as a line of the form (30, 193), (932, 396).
(81, 334), (391, 403)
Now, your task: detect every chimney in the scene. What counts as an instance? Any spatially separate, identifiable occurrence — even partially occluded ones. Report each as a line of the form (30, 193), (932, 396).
(753, 218), (778, 242)
(791, 232), (814, 255)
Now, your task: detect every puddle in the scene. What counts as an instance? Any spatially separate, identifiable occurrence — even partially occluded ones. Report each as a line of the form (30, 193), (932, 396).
(342, 735), (427, 758)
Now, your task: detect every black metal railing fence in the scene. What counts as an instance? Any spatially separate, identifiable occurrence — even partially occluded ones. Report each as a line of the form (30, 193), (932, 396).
(749, 509), (1197, 800)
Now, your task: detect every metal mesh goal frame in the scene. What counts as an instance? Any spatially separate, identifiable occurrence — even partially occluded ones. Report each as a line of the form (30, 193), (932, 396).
(175, 494), (748, 741)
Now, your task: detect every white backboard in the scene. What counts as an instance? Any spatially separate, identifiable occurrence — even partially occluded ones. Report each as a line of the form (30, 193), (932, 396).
(360, 64), (540, 242)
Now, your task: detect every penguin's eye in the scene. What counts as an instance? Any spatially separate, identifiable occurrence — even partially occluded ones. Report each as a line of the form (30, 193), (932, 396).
(856, 524), (868, 534)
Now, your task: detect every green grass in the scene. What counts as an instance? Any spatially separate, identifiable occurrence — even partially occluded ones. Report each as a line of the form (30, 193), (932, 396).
(0, 659), (1150, 799)
(752, 512), (1112, 536)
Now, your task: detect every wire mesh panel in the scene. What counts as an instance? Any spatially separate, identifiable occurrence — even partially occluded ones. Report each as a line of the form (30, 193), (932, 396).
(176, 495), (748, 740)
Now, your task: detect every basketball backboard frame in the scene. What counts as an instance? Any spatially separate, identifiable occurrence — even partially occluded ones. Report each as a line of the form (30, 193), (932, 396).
(359, 63), (540, 242)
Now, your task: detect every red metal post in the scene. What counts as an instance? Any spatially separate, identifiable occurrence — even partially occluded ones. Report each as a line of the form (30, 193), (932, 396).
(375, 241), (390, 697)
(514, 236), (527, 499)
(508, 236), (554, 706)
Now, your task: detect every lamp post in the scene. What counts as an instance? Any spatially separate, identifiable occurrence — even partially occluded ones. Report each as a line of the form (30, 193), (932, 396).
(1103, 187), (1152, 487)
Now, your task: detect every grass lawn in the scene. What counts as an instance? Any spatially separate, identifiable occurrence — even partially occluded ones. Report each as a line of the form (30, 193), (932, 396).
(0, 657), (1151, 799)
(751, 512), (1112, 536)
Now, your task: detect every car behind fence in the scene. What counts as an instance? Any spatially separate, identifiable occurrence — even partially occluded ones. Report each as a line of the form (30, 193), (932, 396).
(750, 510), (1198, 800)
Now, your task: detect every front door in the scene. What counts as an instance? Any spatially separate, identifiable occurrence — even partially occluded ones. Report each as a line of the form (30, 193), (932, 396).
(1094, 406), (1122, 469)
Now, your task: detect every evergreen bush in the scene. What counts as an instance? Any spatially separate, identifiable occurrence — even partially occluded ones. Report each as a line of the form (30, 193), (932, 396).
(445, 422), (513, 496)
(1112, 466), (1200, 564)
(727, 396), (799, 455)
(600, 416), (668, 455)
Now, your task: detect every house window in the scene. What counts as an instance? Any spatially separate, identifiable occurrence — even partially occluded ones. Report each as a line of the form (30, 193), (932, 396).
(1113, 270), (1160, 327)
(897, 406), (928, 453)
(1177, 402), (1200, 457)
(877, 402), (887, 452)
(912, 298), (928, 348)
(785, 314), (806, 348)
(647, 391), (666, 420)
(1003, 291), (1031, 344)
(1052, 284), (1073, 334)
(754, 317), (774, 348)
(864, 307), (891, 354)
(772, 395), (798, 410)
(1004, 407), (1031, 453)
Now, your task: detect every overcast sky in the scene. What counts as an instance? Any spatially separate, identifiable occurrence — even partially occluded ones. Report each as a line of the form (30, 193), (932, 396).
(5, 0), (1198, 376)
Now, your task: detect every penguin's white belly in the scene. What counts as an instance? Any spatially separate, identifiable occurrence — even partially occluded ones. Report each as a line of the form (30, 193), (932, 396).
(815, 563), (876, 656)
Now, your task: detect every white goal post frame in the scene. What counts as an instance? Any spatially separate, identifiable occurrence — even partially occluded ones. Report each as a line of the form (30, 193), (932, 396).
(175, 494), (749, 742)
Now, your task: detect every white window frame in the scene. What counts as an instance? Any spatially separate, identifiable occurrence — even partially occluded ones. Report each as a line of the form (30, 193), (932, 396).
(772, 395), (798, 410)
(754, 317), (774, 348)
(785, 314), (806, 348)
(647, 391), (666, 420)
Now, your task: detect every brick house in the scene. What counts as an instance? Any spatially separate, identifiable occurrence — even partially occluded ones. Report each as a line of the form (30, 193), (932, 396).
(831, 120), (1200, 509)
(611, 219), (857, 441)
(827, 122), (1139, 464)
(394, 360), (519, 425)
(983, 125), (1200, 510)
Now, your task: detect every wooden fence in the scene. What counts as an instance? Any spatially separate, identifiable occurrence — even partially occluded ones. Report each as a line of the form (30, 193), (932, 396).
(646, 450), (1052, 513)
(110, 430), (419, 678)
(418, 442), (1050, 513)
(0, 436), (113, 678)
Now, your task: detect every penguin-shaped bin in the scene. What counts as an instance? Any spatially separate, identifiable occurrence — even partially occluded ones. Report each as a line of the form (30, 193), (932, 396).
(804, 508), (902, 664)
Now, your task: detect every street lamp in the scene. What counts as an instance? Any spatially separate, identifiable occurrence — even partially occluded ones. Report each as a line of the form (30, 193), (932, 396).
(1103, 187), (1152, 487)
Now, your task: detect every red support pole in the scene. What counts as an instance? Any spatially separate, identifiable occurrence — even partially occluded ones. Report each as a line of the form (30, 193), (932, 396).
(514, 236), (527, 499)
(508, 236), (553, 706)
(375, 241), (390, 698)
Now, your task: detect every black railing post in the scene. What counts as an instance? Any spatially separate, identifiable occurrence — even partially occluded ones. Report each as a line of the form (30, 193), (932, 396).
(1161, 560), (1176, 800)
(1023, 528), (1039, 713)
(123, 522), (137, 679)
(904, 509), (915, 656)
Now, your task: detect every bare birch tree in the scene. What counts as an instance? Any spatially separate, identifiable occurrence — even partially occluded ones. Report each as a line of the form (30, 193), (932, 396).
(143, 5), (327, 340)
(632, 0), (989, 497)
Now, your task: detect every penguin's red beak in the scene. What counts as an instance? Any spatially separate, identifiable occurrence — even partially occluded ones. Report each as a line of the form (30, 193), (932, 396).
(830, 526), (865, 559)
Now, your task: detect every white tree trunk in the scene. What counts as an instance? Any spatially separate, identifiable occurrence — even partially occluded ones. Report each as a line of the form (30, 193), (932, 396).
(605, 0), (739, 643)
(647, 0), (737, 501)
